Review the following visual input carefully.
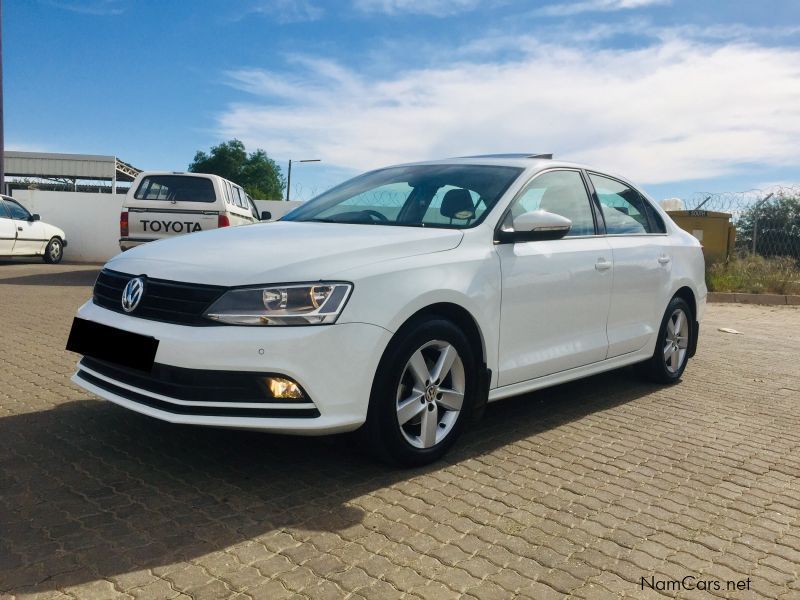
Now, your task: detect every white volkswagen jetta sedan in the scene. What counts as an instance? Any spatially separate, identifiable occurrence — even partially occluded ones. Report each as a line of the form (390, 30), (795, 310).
(67, 155), (705, 465)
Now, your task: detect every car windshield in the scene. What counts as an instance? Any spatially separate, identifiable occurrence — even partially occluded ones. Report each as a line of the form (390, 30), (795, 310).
(282, 164), (523, 229)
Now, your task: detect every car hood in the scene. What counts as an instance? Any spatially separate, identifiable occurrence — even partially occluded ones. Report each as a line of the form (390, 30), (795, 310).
(106, 221), (464, 285)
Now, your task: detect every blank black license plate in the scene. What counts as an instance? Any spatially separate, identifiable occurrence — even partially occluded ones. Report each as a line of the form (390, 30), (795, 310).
(66, 318), (159, 372)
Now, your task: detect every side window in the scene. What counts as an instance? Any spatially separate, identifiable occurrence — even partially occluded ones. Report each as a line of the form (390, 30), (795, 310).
(509, 170), (596, 237)
(589, 174), (651, 234)
(643, 198), (666, 233)
(233, 187), (247, 209)
(224, 181), (234, 205)
(247, 196), (260, 220)
(0, 200), (10, 219)
(6, 199), (31, 220)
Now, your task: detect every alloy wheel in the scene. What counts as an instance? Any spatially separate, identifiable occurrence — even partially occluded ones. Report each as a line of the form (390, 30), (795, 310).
(49, 240), (62, 262)
(395, 340), (465, 449)
(663, 308), (689, 373)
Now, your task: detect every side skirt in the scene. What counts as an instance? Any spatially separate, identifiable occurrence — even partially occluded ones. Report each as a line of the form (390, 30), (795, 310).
(488, 349), (652, 403)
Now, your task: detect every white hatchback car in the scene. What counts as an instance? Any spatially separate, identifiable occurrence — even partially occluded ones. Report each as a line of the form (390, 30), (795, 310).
(1, 195), (68, 263)
(67, 155), (706, 465)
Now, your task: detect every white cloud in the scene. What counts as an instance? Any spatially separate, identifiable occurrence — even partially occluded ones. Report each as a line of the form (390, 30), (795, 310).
(45, 0), (125, 15)
(219, 35), (800, 185)
(245, 0), (323, 23)
(536, 0), (669, 17)
(354, 0), (481, 16)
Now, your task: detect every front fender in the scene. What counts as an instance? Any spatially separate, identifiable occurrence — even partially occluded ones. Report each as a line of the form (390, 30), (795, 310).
(336, 245), (502, 380)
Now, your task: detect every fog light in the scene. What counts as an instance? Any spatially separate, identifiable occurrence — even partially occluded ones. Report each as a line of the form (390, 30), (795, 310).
(266, 377), (304, 399)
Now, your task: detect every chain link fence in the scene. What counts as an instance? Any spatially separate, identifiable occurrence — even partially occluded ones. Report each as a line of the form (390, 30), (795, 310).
(683, 185), (800, 259)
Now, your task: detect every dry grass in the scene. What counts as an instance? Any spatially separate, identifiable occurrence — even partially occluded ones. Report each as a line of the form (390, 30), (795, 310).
(707, 255), (800, 295)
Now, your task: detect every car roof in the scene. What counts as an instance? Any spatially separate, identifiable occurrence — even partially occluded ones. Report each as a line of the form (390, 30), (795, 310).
(392, 155), (644, 193)
(134, 171), (243, 185)
(396, 154), (589, 171)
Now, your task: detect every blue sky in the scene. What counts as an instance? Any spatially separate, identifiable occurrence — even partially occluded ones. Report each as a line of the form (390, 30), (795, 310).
(5, 0), (800, 201)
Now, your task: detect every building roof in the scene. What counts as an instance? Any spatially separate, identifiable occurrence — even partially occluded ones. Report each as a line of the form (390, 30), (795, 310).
(4, 151), (142, 182)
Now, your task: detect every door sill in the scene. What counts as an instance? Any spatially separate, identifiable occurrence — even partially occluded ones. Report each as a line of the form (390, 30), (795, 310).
(488, 349), (649, 402)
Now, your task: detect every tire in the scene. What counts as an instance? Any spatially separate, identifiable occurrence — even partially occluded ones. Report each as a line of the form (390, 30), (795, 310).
(362, 316), (479, 467)
(637, 296), (693, 384)
(43, 237), (63, 264)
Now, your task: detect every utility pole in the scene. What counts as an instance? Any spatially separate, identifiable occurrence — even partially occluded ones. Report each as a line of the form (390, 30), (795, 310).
(286, 160), (291, 202)
(752, 192), (774, 255)
(285, 158), (320, 201)
(0, 0), (5, 196)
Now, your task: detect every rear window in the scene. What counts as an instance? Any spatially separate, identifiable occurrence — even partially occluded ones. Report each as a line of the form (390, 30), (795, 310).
(134, 175), (216, 203)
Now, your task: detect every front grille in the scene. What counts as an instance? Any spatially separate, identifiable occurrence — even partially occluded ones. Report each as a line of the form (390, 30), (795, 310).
(93, 269), (226, 325)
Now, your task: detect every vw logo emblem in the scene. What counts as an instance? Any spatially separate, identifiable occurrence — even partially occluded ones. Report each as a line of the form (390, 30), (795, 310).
(121, 277), (145, 313)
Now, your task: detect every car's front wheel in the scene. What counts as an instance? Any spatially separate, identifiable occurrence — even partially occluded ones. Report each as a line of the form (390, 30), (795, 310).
(363, 316), (479, 466)
(43, 237), (63, 264)
(638, 296), (693, 383)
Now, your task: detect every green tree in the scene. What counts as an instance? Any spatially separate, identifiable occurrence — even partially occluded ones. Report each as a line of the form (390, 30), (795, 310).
(737, 193), (800, 259)
(189, 139), (285, 200)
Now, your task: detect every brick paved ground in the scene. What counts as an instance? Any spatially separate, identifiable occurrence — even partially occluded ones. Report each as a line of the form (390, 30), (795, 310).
(1, 262), (798, 600)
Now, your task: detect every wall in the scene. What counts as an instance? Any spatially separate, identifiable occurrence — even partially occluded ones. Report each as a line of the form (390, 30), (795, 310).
(12, 190), (125, 262)
(11, 190), (304, 263)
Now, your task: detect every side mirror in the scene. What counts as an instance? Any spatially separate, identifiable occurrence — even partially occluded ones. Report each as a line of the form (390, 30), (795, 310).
(496, 210), (571, 243)
(30, 213), (41, 222)
(260, 210), (272, 221)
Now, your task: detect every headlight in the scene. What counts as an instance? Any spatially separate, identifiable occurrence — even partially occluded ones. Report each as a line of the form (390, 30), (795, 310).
(204, 282), (352, 326)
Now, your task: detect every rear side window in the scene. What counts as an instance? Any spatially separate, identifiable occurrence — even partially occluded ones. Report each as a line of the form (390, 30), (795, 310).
(231, 186), (247, 208)
(643, 200), (667, 233)
(0, 200), (9, 219)
(134, 176), (216, 203)
(589, 173), (652, 234)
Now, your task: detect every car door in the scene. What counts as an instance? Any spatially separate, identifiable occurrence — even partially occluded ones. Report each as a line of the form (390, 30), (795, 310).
(6, 199), (47, 255)
(496, 169), (613, 386)
(0, 199), (17, 255)
(588, 172), (672, 358)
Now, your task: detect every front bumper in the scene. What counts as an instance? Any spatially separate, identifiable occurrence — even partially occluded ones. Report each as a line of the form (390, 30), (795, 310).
(71, 301), (392, 434)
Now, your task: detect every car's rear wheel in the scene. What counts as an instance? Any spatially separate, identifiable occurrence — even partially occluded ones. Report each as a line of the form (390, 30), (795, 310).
(363, 317), (478, 466)
(43, 238), (63, 264)
(638, 296), (692, 383)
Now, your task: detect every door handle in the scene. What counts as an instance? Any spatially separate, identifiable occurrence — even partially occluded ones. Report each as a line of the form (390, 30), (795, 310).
(595, 258), (612, 271)
(17, 227), (23, 231)
(658, 255), (671, 265)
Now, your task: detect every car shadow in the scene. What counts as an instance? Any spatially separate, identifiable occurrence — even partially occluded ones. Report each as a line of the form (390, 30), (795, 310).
(0, 368), (665, 594)
(0, 268), (101, 287)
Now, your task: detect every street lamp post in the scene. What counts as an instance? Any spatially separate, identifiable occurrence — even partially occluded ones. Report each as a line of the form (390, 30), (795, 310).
(0, 0), (5, 195)
(286, 159), (321, 202)
(752, 192), (774, 255)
